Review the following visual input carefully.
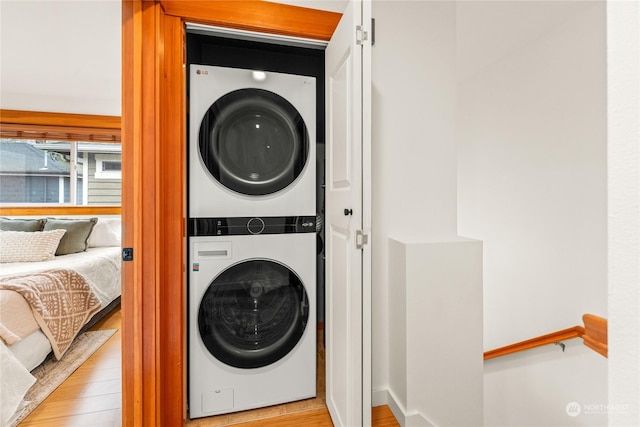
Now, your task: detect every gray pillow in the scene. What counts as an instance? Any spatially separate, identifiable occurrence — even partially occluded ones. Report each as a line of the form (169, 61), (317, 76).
(0, 217), (46, 232)
(43, 218), (98, 255)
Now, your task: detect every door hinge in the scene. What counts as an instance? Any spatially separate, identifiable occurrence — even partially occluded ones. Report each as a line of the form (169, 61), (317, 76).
(356, 230), (369, 250)
(356, 25), (368, 45)
(356, 19), (376, 46)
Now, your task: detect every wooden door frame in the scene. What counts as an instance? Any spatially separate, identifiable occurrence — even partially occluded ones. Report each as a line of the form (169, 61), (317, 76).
(121, 2), (340, 425)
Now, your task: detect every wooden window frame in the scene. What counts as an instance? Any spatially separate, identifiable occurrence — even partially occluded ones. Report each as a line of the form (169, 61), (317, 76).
(0, 109), (122, 216)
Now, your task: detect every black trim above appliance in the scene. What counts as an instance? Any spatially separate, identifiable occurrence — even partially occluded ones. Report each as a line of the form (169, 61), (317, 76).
(189, 216), (316, 236)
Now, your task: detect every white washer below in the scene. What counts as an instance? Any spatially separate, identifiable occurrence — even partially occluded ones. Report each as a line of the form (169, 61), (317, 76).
(188, 233), (316, 419)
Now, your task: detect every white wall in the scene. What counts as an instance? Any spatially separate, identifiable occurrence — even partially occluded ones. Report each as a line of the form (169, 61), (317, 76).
(484, 342), (608, 427)
(607, 1), (640, 425)
(0, 0), (121, 116)
(370, 0), (459, 406)
(389, 237), (483, 426)
(457, 1), (609, 426)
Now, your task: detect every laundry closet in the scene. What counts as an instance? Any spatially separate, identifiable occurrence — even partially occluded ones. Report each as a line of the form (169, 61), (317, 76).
(123, 0), (481, 425)
(185, 29), (327, 419)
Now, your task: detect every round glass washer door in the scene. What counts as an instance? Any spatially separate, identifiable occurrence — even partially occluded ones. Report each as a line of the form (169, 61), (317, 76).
(199, 88), (310, 196)
(198, 259), (310, 369)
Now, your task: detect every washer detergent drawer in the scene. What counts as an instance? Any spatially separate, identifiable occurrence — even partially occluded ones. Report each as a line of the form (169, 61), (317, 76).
(193, 241), (232, 261)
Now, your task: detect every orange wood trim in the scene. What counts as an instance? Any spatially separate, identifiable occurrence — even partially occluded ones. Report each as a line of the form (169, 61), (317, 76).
(158, 12), (187, 425)
(0, 110), (121, 142)
(121, 0), (145, 425)
(0, 206), (120, 216)
(0, 124), (121, 142)
(484, 326), (585, 360)
(0, 109), (121, 129)
(139, 2), (161, 425)
(160, 0), (341, 41)
(582, 314), (608, 358)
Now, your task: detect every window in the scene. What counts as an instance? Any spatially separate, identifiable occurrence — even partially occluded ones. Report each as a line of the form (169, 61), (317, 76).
(0, 138), (122, 206)
(0, 109), (121, 214)
(95, 154), (122, 180)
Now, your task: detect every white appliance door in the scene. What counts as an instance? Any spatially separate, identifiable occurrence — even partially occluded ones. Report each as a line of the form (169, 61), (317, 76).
(198, 259), (311, 369)
(198, 87), (310, 196)
(325, 0), (372, 426)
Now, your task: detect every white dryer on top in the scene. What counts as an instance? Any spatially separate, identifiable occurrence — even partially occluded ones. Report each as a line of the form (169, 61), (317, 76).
(189, 64), (316, 218)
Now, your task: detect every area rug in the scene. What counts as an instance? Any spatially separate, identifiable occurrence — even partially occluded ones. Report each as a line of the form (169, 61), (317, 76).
(10, 329), (117, 426)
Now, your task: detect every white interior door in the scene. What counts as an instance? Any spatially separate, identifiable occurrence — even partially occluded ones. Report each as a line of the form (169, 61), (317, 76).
(325, 0), (372, 426)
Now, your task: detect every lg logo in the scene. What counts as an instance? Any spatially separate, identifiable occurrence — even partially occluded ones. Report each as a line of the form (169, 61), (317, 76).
(196, 69), (208, 75)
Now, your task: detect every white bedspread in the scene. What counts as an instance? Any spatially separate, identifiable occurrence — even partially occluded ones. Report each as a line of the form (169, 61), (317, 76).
(0, 247), (121, 426)
(0, 340), (36, 427)
(0, 247), (121, 307)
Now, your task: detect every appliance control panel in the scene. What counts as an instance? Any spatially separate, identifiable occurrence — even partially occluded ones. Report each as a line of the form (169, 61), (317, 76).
(188, 216), (316, 236)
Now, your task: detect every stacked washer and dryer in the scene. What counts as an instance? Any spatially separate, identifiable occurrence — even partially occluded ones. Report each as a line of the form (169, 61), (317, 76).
(188, 65), (317, 418)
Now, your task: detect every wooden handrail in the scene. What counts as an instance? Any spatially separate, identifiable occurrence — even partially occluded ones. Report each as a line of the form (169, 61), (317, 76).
(582, 314), (608, 357)
(484, 326), (585, 360)
(484, 314), (607, 360)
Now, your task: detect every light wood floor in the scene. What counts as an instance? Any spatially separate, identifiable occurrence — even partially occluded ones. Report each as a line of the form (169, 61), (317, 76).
(19, 307), (122, 426)
(19, 308), (399, 427)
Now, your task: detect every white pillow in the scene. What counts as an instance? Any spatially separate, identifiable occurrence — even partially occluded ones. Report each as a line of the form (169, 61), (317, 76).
(0, 229), (66, 263)
(87, 218), (121, 248)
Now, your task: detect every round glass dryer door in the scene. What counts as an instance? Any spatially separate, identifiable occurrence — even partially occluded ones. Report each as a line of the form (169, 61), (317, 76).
(199, 88), (310, 196)
(198, 259), (310, 369)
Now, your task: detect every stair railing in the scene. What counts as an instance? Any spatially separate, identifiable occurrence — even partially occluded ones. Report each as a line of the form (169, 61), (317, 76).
(484, 314), (607, 360)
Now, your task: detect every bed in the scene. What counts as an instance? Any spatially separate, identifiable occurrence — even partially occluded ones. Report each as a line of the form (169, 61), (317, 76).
(0, 217), (121, 426)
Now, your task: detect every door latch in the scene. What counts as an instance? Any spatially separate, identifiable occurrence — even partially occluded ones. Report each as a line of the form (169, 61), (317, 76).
(122, 247), (134, 262)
